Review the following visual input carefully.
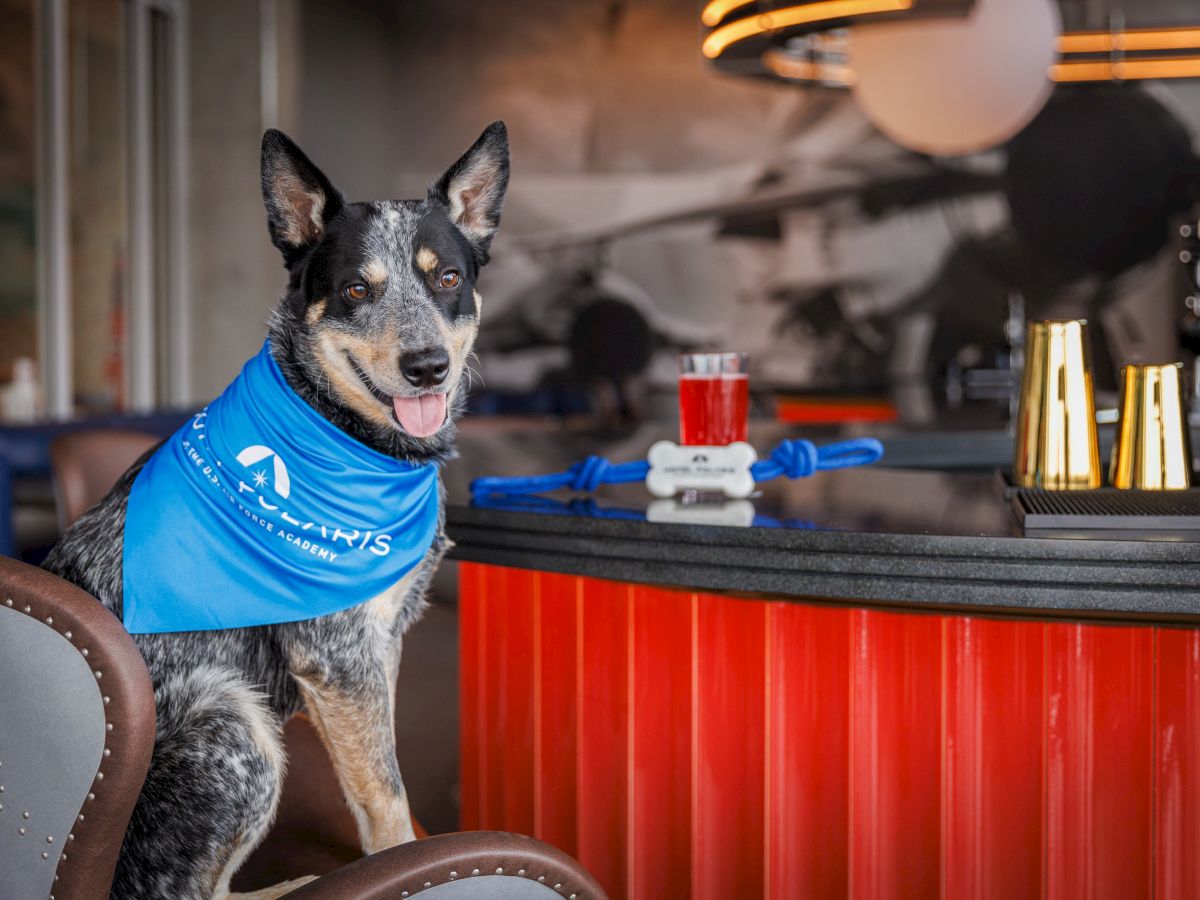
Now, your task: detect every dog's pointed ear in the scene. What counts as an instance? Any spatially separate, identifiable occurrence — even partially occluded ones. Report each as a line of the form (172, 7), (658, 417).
(261, 129), (344, 260)
(429, 121), (510, 259)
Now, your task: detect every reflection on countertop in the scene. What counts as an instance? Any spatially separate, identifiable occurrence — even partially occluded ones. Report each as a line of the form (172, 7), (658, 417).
(464, 466), (1013, 540)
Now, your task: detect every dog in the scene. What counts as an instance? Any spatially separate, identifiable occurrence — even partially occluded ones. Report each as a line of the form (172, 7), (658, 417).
(43, 121), (509, 899)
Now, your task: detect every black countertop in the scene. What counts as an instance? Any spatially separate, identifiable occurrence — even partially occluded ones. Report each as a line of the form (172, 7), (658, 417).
(445, 426), (1200, 621)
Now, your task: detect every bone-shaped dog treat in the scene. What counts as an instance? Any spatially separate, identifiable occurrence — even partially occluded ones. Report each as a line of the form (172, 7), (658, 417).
(645, 440), (758, 498)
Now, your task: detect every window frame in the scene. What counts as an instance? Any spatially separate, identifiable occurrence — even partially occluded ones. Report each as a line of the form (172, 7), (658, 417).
(34, 0), (190, 418)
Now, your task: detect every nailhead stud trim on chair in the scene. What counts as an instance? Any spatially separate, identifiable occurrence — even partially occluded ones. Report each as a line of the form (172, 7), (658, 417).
(287, 830), (607, 899)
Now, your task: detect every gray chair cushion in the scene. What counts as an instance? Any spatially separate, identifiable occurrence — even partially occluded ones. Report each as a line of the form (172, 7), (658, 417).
(419, 875), (565, 898)
(0, 604), (106, 900)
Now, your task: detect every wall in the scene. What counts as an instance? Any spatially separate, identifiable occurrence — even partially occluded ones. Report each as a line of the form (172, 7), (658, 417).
(295, 0), (793, 188)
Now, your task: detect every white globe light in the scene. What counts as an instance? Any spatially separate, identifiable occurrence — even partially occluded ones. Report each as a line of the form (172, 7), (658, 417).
(848, 0), (1061, 155)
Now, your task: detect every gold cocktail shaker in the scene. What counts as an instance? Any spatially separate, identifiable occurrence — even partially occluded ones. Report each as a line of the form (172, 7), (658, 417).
(1013, 320), (1101, 490)
(1109, 362), (1193, 489)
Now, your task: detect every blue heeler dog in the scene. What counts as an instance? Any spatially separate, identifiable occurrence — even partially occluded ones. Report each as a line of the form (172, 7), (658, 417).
(43, 122), (509, 898)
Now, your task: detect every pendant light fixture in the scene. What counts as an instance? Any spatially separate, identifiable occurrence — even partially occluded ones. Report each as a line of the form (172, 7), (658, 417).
(700, 3), (1200, 152)
(847, 0), (1060, 155)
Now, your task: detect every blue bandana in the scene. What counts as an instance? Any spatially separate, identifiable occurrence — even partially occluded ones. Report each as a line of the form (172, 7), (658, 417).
(122, 341), (440, 634)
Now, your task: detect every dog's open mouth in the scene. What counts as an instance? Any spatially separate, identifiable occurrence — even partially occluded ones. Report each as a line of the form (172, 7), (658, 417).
(347, 354), (447, 438)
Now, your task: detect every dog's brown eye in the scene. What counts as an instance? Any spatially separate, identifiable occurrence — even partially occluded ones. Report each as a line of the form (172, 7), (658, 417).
(344, 283), (369, 302)
(439, 270), (461, 289)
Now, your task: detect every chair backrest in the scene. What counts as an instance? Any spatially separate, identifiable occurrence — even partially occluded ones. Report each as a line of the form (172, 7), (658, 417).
(49, 430), (159, 530)
(0, 556), (155, 900)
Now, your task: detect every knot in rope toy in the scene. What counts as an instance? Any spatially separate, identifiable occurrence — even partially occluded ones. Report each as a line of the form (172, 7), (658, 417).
(760, 439), (819, 479)
(570, 455), (611, 492)
(470, 437), (883, 499)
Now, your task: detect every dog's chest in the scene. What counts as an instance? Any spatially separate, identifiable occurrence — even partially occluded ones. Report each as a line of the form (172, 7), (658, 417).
(362, 563), (426, 633)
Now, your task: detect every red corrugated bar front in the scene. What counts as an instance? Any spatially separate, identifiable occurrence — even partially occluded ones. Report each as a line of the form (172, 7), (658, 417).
(458, 563), (1200, 900)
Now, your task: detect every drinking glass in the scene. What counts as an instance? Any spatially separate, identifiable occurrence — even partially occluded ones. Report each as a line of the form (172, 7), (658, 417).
(678, 352), (749, 446)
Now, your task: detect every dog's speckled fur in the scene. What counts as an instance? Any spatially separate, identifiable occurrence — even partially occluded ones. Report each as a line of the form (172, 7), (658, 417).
(43, 123), (509, 899)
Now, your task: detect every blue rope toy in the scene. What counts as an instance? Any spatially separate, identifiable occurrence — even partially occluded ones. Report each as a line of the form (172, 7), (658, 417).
(470, 437), (884, 498)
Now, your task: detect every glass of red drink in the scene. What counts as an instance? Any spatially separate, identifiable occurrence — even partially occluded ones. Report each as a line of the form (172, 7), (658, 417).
(678, 352), (749, 445)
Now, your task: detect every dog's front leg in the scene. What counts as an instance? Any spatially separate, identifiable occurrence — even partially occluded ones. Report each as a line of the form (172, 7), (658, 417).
(293, 666), (416, 853)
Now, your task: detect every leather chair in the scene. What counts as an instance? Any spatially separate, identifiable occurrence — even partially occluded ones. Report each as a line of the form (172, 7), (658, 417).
(0, 556), (606, 899)
(48, 430), (160, 531)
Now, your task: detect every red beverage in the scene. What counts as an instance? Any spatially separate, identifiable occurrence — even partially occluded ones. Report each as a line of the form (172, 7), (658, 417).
(679, 373), (749, 445)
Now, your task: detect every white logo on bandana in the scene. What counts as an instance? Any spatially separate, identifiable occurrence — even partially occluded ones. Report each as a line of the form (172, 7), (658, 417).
(236, 444), (291, 499)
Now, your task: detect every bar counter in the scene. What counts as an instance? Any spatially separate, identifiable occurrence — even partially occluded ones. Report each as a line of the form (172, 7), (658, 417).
(445, 441), (1200, 900)
(450, 466), (1200, 618)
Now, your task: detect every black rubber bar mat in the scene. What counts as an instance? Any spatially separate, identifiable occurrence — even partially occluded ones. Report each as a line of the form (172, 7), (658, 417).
(1012, 486), (1200, 534)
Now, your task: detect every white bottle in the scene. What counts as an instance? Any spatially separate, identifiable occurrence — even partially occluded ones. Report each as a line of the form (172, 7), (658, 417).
(3, 358), (42, 422)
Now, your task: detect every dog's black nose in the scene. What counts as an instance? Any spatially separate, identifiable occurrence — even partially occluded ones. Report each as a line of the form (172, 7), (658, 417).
(399, 348), (450, 388)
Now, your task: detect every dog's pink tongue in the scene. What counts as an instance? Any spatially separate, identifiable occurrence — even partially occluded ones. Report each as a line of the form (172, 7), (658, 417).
(393, 393), (447, 438)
